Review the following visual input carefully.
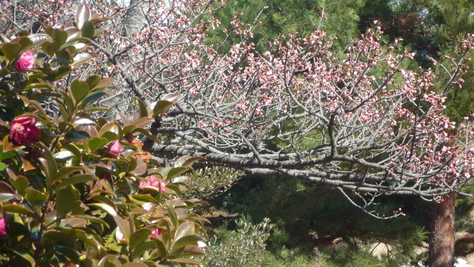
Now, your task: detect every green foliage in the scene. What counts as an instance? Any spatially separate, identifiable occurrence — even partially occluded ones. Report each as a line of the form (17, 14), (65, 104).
(205, 0), (364, 53)
(321, 244), (386, 267)
(209, 175), (430, 265)
(184, 166), (244, 200)
(201, 216), (273, 267)
(0, 4), (206, 266)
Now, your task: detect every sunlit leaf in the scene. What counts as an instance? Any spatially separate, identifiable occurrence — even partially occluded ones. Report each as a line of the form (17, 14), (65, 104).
(152, 100), (174, 116)
(72, 52), (93, 66)
(76, 3), (90, 29)
(3, 204), (36, 218)
(174, 221), (195, 242)
(71, 80), (90, 102)
(93, 78), (115, 89)
(25, 188), (47, 207)
(174, 155), (205, 168)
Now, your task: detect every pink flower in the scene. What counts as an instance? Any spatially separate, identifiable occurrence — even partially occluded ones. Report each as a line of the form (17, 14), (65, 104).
(0, 213), (7, 235)
(15, 51), (34, 71)
(109, 140), (121, 156)
(10, 116), (41, 145)
(139, 175), (166, 192)
(150, 229), (163, 240)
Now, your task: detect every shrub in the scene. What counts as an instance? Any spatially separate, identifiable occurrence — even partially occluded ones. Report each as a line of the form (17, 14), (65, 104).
(0, 4), (206, 266)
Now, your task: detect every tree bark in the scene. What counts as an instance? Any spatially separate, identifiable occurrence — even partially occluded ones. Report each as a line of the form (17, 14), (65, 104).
(429, 192), (456, 267)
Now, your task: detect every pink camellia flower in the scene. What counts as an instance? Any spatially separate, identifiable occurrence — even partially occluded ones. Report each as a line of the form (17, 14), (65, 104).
(10, 116), (41, 145)
(0, 213), (7, 235)
(150, 229), (163, 240)
(139, 175), (167, 192)
(15, 51), (34, 71)
(109, 140), (121, 156)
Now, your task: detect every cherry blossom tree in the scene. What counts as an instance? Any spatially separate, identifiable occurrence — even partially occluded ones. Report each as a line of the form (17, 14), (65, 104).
(2, 0), (474, 265)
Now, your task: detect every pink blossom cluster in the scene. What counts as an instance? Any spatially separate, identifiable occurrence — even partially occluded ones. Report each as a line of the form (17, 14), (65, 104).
(139, 175), (166, 192)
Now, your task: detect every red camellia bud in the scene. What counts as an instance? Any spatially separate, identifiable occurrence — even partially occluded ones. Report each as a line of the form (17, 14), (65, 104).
(150, 229), (163, 240)
(109, 140), (121, 156)
(10, 116), (41, 145)
(0, 213), (7, 236)
(15, 51), (34, 71)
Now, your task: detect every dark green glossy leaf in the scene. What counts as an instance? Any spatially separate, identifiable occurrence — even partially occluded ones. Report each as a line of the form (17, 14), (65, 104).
(74, 215), (109, 228)
(135, 97), (149, 118)
(169, 257), (203, 265)
(88, 137), (108, 152)
(71, 80), (90, 102)
(86, 75), (101, 89)
(129, 194), (159, 205)
(56, 186), (80, 217)
(17, 37), (33, 53)
(71, 200), (88, 215)
(121, 262), (148, 267)
(81, 21), (95, 38)
(56, 166), (84, 181)
(131, 241), (155, 261)
(42, 41), (60, 55)
(152, 236), (169, 259)
(90, 201), (117, 215)
(79, 91), (106, 108)
(53, 29), (68, 45)
(166, 203), (179, 229)
(56, 247), (81, 264)
(25, 188), (47, 207)
(55, 174), (98, 192)
(130, 228), (152, 250)
(64, 130), (90, 144)
(3, 247), (35, 267)
(2, 43), (21, 61)
(132, 128), (160, 144)
(3, 204), (36, 218)
(43, 230), (77, 247)
(38, 146), (58, 188)
(160, 167), (188, 180)
(101, 132), (119, 142)
(23, 83), (53, 91)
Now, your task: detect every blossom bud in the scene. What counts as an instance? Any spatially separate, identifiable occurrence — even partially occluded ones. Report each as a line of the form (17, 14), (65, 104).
(10, 116), (41, 145)
(15, 51), (34, 71)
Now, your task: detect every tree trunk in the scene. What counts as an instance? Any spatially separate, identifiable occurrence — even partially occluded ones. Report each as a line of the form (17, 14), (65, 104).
(429, 192), (456, 267)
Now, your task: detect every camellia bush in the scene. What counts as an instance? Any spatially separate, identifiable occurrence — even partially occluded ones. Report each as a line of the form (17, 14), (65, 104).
(0, 4), (207, 267)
